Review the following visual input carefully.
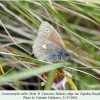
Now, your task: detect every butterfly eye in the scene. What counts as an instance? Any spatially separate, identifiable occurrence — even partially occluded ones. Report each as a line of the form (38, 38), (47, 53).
(65, 53), (71, 58)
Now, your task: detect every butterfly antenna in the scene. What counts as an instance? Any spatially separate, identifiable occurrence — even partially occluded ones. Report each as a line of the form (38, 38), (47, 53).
(64, 47), (79, 67)
(72, 47), (79, 52)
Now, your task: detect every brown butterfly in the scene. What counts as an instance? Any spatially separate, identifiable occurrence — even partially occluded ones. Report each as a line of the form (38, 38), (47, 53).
(32, 21), (71, 63)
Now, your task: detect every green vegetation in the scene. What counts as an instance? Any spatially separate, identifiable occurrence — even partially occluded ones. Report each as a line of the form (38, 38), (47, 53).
(0, 0), (100, 90)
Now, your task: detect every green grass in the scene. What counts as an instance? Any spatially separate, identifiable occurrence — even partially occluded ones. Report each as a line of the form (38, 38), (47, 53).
(0, 0), (100, 90)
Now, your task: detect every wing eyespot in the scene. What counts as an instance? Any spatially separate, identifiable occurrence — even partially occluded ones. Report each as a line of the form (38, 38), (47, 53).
(45, 29), (49, 33)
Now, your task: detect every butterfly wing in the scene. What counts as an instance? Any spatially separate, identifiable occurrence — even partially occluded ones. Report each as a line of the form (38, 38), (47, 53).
(33, 37), (70, 63)
(37, 21), (66, 50)
(32, 21), (71, 63)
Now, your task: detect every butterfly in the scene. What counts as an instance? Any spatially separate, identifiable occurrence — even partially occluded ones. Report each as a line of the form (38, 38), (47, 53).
(32, 21), (71, 63)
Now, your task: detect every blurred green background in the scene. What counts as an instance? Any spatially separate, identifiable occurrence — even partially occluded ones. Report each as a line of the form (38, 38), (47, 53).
(0, 0), (100, 90)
